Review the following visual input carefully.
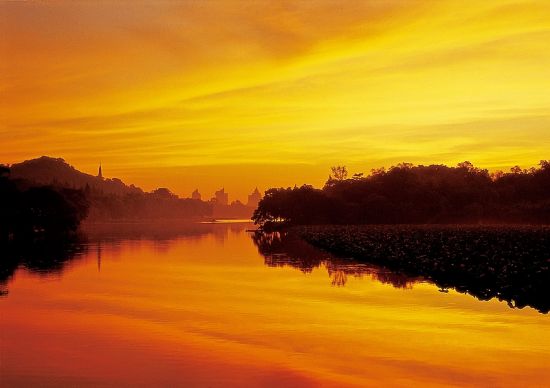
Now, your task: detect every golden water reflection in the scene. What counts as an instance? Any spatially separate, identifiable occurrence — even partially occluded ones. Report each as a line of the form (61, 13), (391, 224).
(1, 222), (549, 387)
(252, 231), (421, 289)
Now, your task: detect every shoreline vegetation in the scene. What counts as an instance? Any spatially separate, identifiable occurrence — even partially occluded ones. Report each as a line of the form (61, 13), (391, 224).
(290, 225), (550, 314)
(251, 229), (422, 289)
(251, 162), (550, 313)
(1, 157), (262, 244)
(3, 157), (550, 312)
(253, 161), (550, 227)
(0, 165), (88, 243)
(2, 156), (257, 228)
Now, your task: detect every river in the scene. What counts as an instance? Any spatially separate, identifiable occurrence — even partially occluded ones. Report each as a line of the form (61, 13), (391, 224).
(1, 221), (549, 387)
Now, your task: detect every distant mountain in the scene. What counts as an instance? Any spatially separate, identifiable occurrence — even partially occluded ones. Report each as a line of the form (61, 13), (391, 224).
(6, 156), (214, 221)
(6, 156), (255, 221)
(9, 156), (143, 196)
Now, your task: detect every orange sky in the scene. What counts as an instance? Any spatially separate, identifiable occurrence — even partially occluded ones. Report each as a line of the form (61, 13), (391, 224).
(1, 1), (550, 201)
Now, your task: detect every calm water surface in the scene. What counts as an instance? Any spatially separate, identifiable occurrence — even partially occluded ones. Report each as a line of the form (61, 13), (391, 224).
(1, 222), (549, 387)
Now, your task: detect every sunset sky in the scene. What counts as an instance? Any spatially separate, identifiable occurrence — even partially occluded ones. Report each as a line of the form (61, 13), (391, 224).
(2, 0), (550, 201)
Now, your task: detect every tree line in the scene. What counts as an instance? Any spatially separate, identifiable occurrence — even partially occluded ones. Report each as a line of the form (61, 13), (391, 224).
(0, 165), (89, 242)
(6, 156), (257, 222)
(4, 157), (216, 223)
(85, 186), (212, 221)
(252, 161), (550, 227)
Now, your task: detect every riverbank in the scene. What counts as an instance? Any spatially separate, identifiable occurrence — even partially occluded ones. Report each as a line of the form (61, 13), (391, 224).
(292, 225), (550, 313)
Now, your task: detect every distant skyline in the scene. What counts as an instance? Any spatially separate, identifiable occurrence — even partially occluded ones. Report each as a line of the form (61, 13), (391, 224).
(2, 1), (550, 200)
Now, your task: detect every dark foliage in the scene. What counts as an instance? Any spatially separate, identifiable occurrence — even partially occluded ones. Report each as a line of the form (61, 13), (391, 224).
(251, 231), (419, 288)
(8, 156), (214, 221)
(1, 166), (89, 242)
(0, 237), (87, 294)
(86, 188), (212, 221)
(296, 225), (550, 313)
(253, 161), (550, 226)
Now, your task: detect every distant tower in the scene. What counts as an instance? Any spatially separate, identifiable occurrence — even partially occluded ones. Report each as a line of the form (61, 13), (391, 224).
(213, 188), (229, 205)
(98, 163), (103, 179)
(192, 189), (201, 200)
(247, 187), (262, 208)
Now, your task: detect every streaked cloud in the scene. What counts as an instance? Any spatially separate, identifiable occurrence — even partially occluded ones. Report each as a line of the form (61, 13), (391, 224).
(1, 0), (549, 200)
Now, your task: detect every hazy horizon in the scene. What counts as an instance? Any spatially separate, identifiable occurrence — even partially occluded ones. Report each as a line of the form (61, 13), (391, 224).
(4, 155), (548, 203)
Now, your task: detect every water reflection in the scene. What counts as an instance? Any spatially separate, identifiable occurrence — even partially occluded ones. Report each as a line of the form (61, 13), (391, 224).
(3, 222), (548, 316)
(2, 222), (550, 386)
(0, 221), (245, 297)
(0, 238), (88, 296)
(251, 231), (421, 288)
(82, 220), (245, 243)
(252, 229), (550, 314)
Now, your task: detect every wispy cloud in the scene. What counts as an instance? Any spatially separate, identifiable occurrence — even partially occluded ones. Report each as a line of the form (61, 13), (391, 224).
(2, 0), (549, 199)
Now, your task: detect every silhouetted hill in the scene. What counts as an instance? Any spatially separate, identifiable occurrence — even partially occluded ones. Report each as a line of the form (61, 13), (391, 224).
(5, 157), (213, 221)
(10, 156), (142, 196)
(6, 156), (258, 221)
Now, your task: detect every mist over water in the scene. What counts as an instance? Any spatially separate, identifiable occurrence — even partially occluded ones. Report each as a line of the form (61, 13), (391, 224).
(1, 222), (549, 387)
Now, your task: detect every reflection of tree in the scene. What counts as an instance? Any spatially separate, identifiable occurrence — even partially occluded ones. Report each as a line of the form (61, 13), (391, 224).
(251, 231), (419, 288)
(0, 237), (88, 296)
(252, 232), (326, 273)
(298, 225), (550, 314)
(1, 222), (252, 297)
(81, 221), (242, 244)
(326, 262), (417, 289)
(329, 269), (347, 287)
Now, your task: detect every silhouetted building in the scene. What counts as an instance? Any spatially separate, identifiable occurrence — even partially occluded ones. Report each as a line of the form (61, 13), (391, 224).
(213, 188), (228, 205)
(98, 163), (103, 179)
(247, 187), (261, 208)
(192, 189), (201, 200)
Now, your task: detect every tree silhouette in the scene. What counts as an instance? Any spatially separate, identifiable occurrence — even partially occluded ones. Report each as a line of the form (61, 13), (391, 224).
(253, 161), (550, 226)
(1, 168), (89, 241)
(330, 165), (348, 181)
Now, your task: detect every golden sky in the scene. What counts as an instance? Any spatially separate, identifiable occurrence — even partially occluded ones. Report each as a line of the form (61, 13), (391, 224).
(1, 0), (550, 201)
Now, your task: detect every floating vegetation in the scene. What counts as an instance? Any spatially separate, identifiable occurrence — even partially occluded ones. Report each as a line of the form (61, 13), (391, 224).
(295, 225), (550, 313)
(251, 231), (421, 288)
